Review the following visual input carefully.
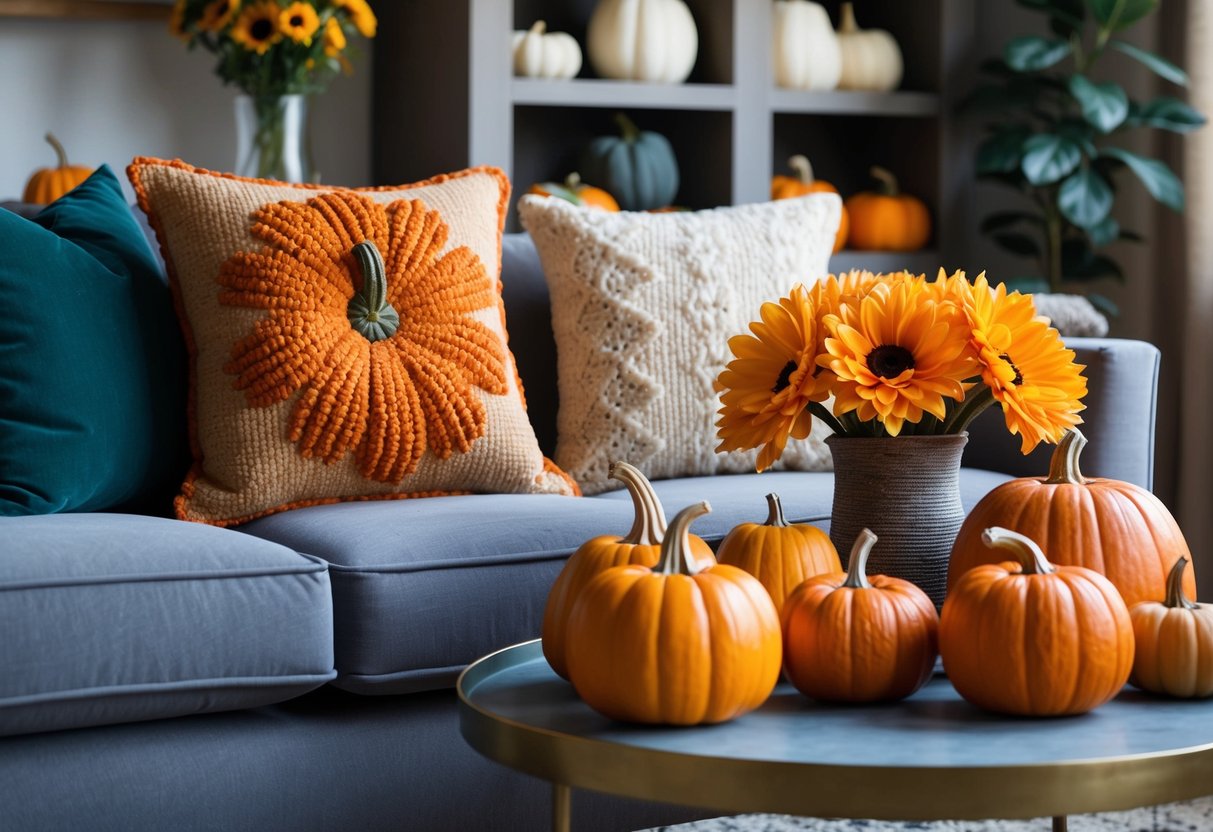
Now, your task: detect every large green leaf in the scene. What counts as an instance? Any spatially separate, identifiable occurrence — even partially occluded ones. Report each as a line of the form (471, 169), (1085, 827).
(1088, 216), (1120, 247)
(994, 232), (1043, 257)
(980, 211), (1045, 233)
(1100, 147), (1184, 210)
(1061, 237), (1124, 282)
(1056, 118), (1098, 155)
(977, 127), (1032, 174)
(1129, 97), (1207, 132)
(1058, 168), (1113, 228)
(1069, 75), (1129, 132)
(1109, 40), (1189, 86)
(1089, 0), (1158, 29)
(1005, 36), (1072, 72)
(1020, 134), (1083, 184)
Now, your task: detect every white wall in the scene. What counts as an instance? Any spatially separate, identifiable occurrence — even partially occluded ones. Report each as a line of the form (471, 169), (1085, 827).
(0, 15), (371, 201)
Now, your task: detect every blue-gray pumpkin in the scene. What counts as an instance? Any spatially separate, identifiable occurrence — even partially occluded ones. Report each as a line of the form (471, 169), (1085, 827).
(580, 113), (680, 211)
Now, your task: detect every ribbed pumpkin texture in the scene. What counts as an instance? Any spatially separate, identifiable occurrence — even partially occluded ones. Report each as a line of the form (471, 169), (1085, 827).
(843, 166), (929, 251)
(941, 527), (1134, 716)
(770, 155), (848, 252)
(1130, 557), (1213, 699)
(579, 112), (680, 211)
(565, 501), (782, 725)
(716, 492), (840, 615)
(948, 429), (1194, 608)
(541, 461), (712, 679)
(23, 133), (93, 204)
(781, 528), (938, 703)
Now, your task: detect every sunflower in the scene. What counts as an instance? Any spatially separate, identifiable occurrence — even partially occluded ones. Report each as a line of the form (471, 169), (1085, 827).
(277, 2), (319, 44)
(818, 278), (977, 436)
(218, 191), (508, 483)
(169, 0), (190, 40)
(322, 16), (347, 57)
(963, 273), (1086, 453)
(716, 284), (830, 472)
(200, 0), (239, 32)
(230, 1), (282, 54)
(335, 0), (377, 38)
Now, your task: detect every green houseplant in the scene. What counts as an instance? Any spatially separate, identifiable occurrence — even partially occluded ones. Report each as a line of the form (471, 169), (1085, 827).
(966, 0), (1205, 315)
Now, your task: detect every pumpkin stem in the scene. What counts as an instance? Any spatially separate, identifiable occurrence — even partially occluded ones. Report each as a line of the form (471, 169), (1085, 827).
(614, 112), (641, 144)
(841, 528), (878, 589)
(348, 240), (401, 342)
(45, 132), (69, 168)
(654, 502), (711, 577)
(610, 461), (667, 546)
(564, 172), (583, 189)
(839, 2), (859, 34)
(788, 155), (814, 184)
(982, 527), (1056, 576)
(763, 493), (790, 528)
(1164, 557), (1199, 610)
(1044, 428), (1088, 485)
(870, 166), (900, 197)
(529, 20), (546, 36)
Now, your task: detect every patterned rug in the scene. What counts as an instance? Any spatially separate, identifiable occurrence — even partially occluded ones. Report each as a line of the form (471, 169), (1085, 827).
(639, 798), (1213, 831)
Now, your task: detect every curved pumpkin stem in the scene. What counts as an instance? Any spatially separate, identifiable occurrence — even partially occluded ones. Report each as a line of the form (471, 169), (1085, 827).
(45, 132), (70, 168)
(982, 527), (1055, 576)
(529, 20), (546, 36)
(614, 112), (641, 144)
(1165, 557), (1199, 610)
(1044, 428), (1088, 485)
(763, 493), (790, 528)
(841, 528), (878, 589)
(610, 461), (667, 546)
(788, 155), (814, 184)
(564, 172), (583, 189)
(349, 240), (400, 342)
(869, 166), (900, 197)
(654, 501), (711, 577)
(839, 2), (859, 34)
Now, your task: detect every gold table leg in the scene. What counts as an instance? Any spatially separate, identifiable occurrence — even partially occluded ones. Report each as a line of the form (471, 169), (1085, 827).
(552, 783), (571, 832)
(1052, 816), (1067, 832)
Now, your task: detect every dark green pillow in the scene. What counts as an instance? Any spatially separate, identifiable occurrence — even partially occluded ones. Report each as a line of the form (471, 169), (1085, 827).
(0, 165), (187, 515)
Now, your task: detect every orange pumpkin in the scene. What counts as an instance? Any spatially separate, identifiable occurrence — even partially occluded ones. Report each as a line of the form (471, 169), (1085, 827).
(22, 133), (93, 204)
(948, 429), (1194, 608)
(716, 492), (840, 615)
(565, 501), (782, 725)
(541, 461), (713, 679)
(781, 528), (938, 703)
(770, 155), (848, 253)
(941, 527), (1134, 716)
(843, 165), (930, 251)
(528, 172), (620, 211)
(1130, 557), (1213, 698)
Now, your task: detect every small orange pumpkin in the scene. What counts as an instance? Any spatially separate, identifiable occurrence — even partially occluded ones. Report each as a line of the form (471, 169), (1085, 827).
(941, 527), (1134, 716)
(948, 429), (1194, 608)
(781, 528), (938, 703)
(770, 155), (848, 253)
(565, 501), (782, 725)
(528, 172), (620, 211)
(1130, 557), (1213, 698)
(843, 165), (930, 251)
(541, 461), (712, 679)
(22, 133), (93, 204)
(716, 492), (840, 615)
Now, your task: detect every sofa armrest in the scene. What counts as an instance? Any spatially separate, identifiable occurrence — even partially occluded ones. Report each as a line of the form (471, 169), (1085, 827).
(962, 338), (1160, 490)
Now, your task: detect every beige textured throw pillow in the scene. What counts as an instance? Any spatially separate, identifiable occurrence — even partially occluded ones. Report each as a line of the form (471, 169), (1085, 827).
(519, 194), (841, 495)
(130, 159), (576, 525)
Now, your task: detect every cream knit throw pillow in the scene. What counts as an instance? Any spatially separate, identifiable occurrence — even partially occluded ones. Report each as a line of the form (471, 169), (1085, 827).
(130, 159), (575, 525)
(519, 194), (841, 495)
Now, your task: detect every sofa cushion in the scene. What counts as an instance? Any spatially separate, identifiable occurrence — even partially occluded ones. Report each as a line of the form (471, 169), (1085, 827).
(0, 514), (335, 737)
(239, 468), (1013, 694)
(0, 166), (187, 516)
(128, 158), (575, 526)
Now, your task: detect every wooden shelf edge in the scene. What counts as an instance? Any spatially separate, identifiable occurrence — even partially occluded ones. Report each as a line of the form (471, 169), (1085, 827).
(511, 78), (735, 112)
(0, 1), (171, 20)
(770, 89), (941, 117)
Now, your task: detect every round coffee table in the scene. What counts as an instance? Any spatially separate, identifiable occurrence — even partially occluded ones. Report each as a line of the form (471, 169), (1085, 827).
(458, 640), (1213, 832)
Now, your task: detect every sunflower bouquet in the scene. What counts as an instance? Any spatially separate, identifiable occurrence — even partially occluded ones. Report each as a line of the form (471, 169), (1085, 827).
(715, 270), (1088, 471)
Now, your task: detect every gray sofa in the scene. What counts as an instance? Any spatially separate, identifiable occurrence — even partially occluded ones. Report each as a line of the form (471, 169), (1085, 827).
(0, 220), (1162, 830)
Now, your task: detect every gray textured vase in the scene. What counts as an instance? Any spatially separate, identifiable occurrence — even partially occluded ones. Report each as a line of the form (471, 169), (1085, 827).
(825, 433), (968, 608)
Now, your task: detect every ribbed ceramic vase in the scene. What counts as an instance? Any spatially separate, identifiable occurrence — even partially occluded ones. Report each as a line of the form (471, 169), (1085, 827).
(825, 433), (968, 608)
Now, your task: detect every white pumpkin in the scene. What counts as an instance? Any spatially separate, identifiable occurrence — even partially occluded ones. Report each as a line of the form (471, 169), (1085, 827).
(773, 0), (841, 91)
(587, 0), (698, 84)
(512, 21), (583, 79)
(836, 2), (903, 92)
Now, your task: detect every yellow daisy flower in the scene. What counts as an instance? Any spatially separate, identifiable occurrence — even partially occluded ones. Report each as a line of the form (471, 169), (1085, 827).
(335, 0), (377, 38)
(819, 278), (978, 436)
(963, 274), (1087, 453)
(231, 1), (282, 55)
(200, 0), (240, 32)
(716, 284), (830, 472)
(279, 2), (320, 45)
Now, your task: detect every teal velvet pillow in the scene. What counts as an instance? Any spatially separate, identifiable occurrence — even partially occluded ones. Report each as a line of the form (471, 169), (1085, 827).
(0, 165), (187, 515)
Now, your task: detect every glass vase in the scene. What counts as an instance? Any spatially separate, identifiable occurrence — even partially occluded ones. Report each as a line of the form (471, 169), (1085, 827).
(234, 94), (313, 183)
(825, 433), (968, 608)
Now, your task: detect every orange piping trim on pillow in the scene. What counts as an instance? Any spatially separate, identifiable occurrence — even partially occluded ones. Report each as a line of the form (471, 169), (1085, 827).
(543, 457), (582, 497)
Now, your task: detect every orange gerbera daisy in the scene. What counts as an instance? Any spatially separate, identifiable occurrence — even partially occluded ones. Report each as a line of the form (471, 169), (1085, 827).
(200, 0), (239, 32)
(218, 192), (508, 483)
(278, 2), (320, 44)
(335, 0), (377, 38)
(963, 273), (1086, 453)
(716, 284), (830, 472)
(231, 1), (282, 54)
(819, 278), (977, 436)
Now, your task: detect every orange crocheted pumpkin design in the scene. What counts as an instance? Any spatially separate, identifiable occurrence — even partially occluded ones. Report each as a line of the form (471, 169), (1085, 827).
(218, 191), (508, 483)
